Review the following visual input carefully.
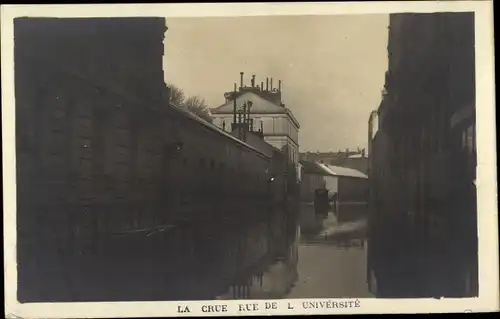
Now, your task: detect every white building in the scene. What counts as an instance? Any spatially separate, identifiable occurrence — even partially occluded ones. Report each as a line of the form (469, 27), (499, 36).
(210, 76), (300, 173)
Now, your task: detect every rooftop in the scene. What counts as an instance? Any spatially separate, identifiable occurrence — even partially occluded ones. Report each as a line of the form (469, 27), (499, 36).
(320, 163), (368, 179)
(300, 160), (368, 179)
(168, 102), (270, 159)
(210, 91), (300, 129)
(299, 160), (330, 176)
(347, 153), (367, 159)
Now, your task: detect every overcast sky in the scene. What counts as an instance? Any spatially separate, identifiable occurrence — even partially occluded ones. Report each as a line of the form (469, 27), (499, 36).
(163, 15), (389, 152)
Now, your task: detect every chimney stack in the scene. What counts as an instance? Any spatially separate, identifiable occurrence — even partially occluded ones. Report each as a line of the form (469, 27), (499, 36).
(240, 72), (244, 88)
(261, 81), (264, 90)
(278, 80), (281, 92)
(251, 75), (256, 87)
(233, 83), (237, 125)
(266, 78), (269, 91)
(270, 78), (273, 90)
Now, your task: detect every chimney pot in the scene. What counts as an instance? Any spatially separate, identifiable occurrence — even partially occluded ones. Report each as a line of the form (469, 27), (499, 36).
(240, 72), (244, 88)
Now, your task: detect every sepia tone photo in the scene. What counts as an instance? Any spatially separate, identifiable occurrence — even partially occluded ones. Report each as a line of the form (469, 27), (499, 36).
(2, 1), (498, 317)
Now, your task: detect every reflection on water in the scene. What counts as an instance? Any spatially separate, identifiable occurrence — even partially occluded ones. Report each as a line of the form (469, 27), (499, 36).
(19, 201), (370, 302)
(216, 202), (370, 300)
(299, 203), (367, 248)
(216, 225), (300, 300)
(286, 203), (372, 299)
(19, 202), (300, 302)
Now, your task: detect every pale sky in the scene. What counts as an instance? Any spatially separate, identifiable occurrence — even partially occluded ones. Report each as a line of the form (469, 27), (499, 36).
(163, 15), (389, 152)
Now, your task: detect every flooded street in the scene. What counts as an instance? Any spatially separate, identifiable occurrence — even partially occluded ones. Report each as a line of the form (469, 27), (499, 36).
(215, 204), (372, 300)
(288, 211), (372, 298)
(19, 199), (373, 302)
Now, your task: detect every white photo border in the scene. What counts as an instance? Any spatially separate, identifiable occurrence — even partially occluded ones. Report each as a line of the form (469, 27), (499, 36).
(2, 1), (498, 317)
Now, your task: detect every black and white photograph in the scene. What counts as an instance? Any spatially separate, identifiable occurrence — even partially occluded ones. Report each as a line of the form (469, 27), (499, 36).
(2, 1), (498, 317)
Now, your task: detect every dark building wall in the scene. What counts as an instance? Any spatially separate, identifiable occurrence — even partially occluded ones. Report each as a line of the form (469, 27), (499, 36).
(231, 130), (276, 159)
(164, 109), (273, 204)
(338, 177), (369, 203)
(382, 11), (476, 219)
(14, 17), (167, 104)
(15, 17), (285, 302)
(15, 17), (167, 209)
(15, 17), (171, 302)
(300, 174), (326, 202)
(15, 16), (275, 222)
(380, 12), (475, 139)
(371, 12), (477, 297)
(378, 12), (475, 214)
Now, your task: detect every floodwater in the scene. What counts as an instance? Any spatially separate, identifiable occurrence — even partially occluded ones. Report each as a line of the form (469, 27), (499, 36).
(218, 203), (372, 299)
(18, 201), (371, 302)
(288, 207), (372, 299)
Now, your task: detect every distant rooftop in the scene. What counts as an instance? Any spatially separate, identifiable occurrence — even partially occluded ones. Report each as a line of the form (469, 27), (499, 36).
(299, 160), (330, 176)
(347, 153), (367, 159)
(320, 163), (368, 179)
(300, 160), (367, 179)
